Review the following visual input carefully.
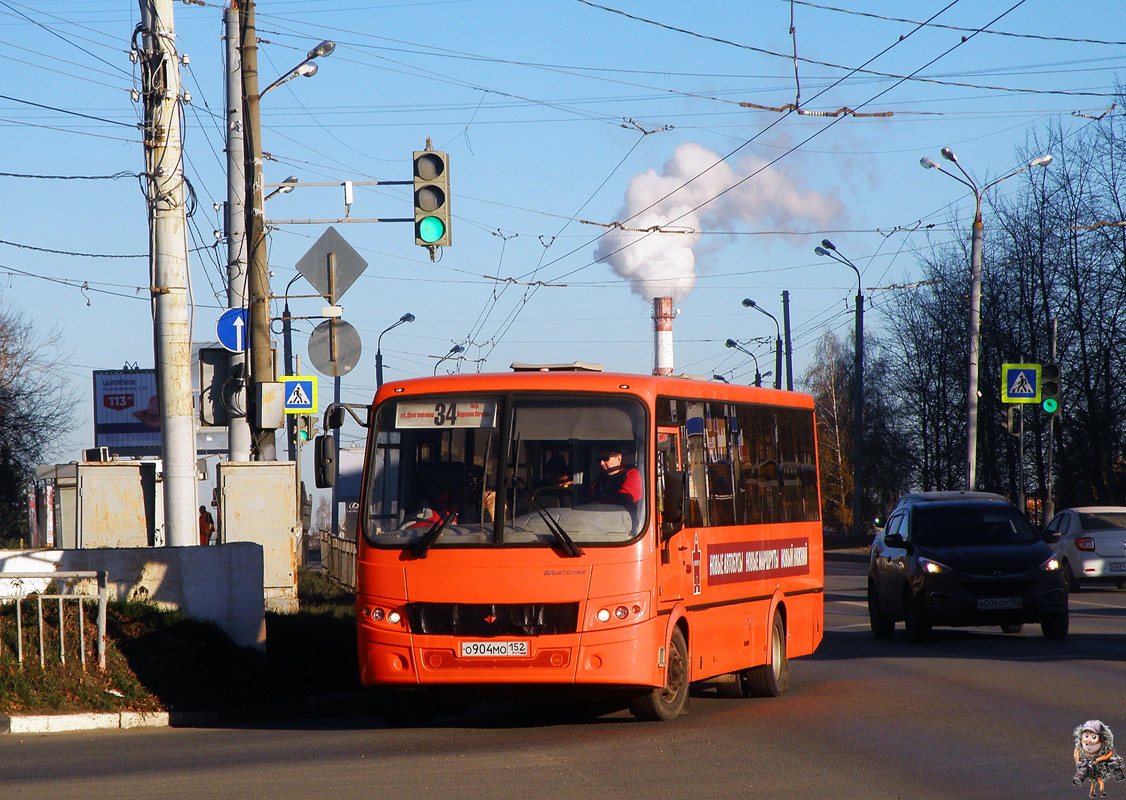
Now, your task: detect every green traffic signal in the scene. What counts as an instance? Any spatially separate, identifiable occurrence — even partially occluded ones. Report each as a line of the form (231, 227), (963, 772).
(1040, 361), (1061, 415)
(417, 215), (446, 244)
(413, 145), (451, 248)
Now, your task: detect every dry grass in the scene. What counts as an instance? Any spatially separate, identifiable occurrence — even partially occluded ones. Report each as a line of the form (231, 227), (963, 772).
(0, 569), (358, 715)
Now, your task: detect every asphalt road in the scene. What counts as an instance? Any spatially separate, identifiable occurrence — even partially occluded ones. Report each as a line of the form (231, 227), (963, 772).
(2, 560), (1125, 800)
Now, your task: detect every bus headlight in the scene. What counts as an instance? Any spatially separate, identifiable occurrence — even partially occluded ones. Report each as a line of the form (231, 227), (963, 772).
(588, 593), (650, 629)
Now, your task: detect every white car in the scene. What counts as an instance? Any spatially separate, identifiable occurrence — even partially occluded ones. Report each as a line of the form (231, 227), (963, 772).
(1044, 507), (1126, 591)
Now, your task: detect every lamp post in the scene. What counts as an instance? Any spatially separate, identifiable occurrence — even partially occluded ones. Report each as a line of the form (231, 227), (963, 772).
(725, 339), (765, 387)
(433, 344), (465, 375)
(741, 299), (782, 390)
(376, 313), (415, 387)
(241, 0), (334, 460)
(920, 149), (1053, 490)
(815, 240), (864, 540)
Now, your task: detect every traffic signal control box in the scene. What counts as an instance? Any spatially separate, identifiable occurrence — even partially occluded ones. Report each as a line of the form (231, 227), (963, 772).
(413, 147), (451, 248)
(1041, 362), (1061, 414)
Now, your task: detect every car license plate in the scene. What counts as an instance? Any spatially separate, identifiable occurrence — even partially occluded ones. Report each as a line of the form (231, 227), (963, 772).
(977, 597), (1022, 610)
(459, 641), (529, 658)
(1110, 562), (1126, 573)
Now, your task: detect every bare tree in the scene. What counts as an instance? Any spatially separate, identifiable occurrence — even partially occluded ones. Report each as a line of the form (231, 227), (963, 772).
(0, 305), (76, 542)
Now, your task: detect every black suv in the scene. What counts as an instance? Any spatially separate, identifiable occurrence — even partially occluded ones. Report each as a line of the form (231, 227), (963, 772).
(867, 491), (1068, 641)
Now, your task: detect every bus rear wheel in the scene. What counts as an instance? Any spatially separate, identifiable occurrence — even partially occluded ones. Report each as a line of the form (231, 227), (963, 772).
(630, 627), (688, 721)
(748, 609), (788, 697)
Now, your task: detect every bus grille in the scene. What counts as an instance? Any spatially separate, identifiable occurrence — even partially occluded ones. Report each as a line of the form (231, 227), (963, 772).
(405, 602), (580, 637)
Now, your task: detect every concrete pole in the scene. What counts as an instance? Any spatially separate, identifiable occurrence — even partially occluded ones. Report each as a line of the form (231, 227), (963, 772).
(240, 0), (277, 460)
(853, 287), (864, 539)
(137, 0), (198, 546)
(224, 5), (251, 462)
(966, 216), (984, 490)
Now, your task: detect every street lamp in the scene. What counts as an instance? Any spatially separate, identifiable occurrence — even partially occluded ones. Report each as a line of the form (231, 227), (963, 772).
(376, 313), (415, 387)
(920, 149), (1053, 490)
(725, 338), (765, 387)
(242, 19), (336, 461)
(814, 239), (864, 540)
(741, 299), (782, 390)
(433, 344), (465, 375)
(261, 41), (336, 95)
(264, 175), (298, 202)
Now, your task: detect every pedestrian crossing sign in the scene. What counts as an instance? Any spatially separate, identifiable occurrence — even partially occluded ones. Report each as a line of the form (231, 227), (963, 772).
(282, 375), (318, 413)
(1001, 363), (1040, 404)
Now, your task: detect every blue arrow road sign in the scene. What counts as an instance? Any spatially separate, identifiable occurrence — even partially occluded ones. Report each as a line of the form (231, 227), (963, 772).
(282, 376), (318, 413)
(216, 308), (248, 353)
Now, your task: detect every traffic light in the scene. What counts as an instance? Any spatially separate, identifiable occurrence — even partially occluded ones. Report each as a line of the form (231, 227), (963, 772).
(413, 144), (451, 249)
(1041, 362), (1061, 414)
(295, 414), (317, 442)
(1003, 406), (1019, 436)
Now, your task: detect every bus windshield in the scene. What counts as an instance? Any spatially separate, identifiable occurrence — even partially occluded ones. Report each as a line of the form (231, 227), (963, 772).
(364, 393), (647, 550)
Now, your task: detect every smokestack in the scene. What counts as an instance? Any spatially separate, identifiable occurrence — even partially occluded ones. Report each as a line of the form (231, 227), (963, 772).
(653, 297), (674, 376)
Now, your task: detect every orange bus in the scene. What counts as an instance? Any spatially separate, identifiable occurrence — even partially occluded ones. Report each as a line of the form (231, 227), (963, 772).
(318, 363), (823, 722)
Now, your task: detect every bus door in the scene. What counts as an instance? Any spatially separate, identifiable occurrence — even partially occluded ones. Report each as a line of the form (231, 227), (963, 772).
(656, 426), (691, 606)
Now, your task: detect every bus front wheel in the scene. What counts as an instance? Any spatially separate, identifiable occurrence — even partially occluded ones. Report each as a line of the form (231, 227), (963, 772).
(630, 627), (688, 721)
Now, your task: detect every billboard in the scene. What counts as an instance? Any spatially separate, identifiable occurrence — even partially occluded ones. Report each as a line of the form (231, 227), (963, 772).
(93, 369), (161, 456)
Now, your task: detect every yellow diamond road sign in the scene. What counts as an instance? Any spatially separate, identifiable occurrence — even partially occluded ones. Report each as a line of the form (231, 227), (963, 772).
(1001, 363), (1041, 404)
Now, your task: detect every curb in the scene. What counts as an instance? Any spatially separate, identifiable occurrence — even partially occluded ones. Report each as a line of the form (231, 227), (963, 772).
(1, 710), (172, 734)
(0, 692), (374, 735)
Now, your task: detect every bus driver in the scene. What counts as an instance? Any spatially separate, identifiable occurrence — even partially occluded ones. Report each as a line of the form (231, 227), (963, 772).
(586, 447), (642, 512)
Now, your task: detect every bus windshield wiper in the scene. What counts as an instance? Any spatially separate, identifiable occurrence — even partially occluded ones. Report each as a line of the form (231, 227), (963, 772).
(412, 476), (481, 559)
(513, 478), (582, 558)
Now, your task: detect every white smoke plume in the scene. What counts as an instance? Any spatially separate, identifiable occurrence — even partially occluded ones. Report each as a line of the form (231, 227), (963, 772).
(594, 142), (844, 302)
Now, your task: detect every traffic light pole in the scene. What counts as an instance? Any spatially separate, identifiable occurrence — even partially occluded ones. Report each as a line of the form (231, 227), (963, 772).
(1046, 319), (1058, 523)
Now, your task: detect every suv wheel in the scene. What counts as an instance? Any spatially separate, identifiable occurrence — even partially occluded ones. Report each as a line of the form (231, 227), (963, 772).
(1041, 612), (1069, 640)
(867, 582), (894, 638)
(903, 591), (931, 642)
(1062, 560), (1080, 593)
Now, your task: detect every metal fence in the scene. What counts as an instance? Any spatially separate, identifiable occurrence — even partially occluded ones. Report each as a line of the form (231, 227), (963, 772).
(319, 533), (356, 590)
(0, 571), (108, 670)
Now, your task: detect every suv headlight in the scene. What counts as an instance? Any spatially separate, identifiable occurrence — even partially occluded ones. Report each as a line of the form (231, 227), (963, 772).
(919, 557), (950, 574)
(1040, 555), (1062, 571)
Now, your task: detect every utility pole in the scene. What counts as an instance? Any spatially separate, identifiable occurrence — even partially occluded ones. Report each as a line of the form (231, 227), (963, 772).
(224, 4), (251, 462)
(137, 0), (198, 546)
(240, 0), (278, 460)
(782, 290), (794, 391)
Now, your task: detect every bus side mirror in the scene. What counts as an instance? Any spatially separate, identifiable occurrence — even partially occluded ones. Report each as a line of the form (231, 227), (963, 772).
(661, 469), (686, 540)
(314, 434), (336, 488)
(325, 405), (346, 430)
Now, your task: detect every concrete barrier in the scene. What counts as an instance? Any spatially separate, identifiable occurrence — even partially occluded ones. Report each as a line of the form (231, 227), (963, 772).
(0, 543), (266, 650)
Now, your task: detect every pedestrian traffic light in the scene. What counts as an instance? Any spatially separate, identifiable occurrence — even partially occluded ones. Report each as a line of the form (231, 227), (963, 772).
(1041, 362), (1061, 414)
(413, 144), (451, 249)
(295, 414), (317, 441)
(1003, 406), (1019, 436)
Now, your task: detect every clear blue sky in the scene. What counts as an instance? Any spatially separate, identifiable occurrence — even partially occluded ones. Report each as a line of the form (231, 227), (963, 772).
(2, 0), (1123, 460)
